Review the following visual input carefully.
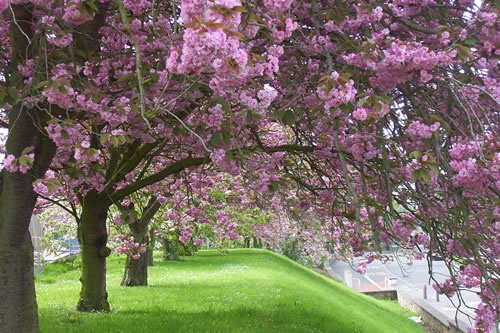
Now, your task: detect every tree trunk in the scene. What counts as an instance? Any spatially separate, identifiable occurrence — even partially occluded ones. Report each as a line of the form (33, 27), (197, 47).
(0, 198), (40, 333)
(0, 106), (55, 332)
(77, 192), (111, 312)
(148, 227), (155, 267)
(0, 36), (56, 332)
(121, 196), (160, 286)
(121, 222), (149, 286)
(163, 238), (180, 261)
(0, 5), (42, 331)
(0, 108), (42, 332)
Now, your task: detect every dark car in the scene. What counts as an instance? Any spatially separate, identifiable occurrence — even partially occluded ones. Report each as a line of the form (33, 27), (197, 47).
(431, 252), (443, 261)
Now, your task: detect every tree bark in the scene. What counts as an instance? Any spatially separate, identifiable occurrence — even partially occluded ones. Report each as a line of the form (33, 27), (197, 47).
(148, 227), (155, 267)
(0, 80), (56, 333)
(163, 238), (181, 261)
(121, 222), (149, 286)
(0, 3), (56, 325)
(77, 192), (111, 312)
(121, 197), (160, 286)
(0, 196), (40, 333)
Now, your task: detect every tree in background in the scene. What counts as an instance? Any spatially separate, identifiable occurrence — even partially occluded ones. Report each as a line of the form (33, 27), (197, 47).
(113, 194), (161, 286)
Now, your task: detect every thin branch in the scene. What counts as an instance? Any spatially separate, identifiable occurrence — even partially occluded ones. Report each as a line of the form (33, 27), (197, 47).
(117, 0), (150, 128)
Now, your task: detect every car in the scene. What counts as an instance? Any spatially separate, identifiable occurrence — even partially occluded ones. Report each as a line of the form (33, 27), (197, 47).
(431, 252), (443, 261)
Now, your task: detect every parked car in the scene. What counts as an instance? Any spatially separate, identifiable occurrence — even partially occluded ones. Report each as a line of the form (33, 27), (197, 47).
(431, 252), (443, 261)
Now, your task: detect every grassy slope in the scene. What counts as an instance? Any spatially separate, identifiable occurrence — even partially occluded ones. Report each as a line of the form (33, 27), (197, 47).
(36, 249), (425, 333)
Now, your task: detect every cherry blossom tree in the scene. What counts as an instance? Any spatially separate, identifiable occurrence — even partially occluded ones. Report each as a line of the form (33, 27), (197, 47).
(22, 0), (303, 314)
(0, 1), (109, 331)
(1, 0), (498, 332)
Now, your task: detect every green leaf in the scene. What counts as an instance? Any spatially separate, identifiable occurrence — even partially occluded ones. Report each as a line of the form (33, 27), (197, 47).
(111, 136), (120, 147)
(21, 146), (35, 155)
(225, 150), (234, 161)
(429, 164), (440, 176)
(172, 127), (183, 136)
(339, 72), (353, 81)
(379, 95), (394, 105)
(421, 170), (431, 185)
(100, 133), (111, 145)
(339, 104), (353, 114)
(221, 130), (231, 145)
(246, 111), (260, 124)
(56, 84), (68, 94)
(150, 72), (160, 83)
(47, 182), (55, 192)
(268, 181), (279, 192)
(455, 44), (472, 60)
(116, 73), (135, 84)
(215, 98), (231, 113)
(195, 126), (204, 136)
(35, 80), (49, 90)
(18, 155), (33, 167)
(292, 106), (305, 116)
(209, 131), (221, 147)
(409, 151), (422, 159)
(86, 148), (99, 158)
(7, 86), (18, 102)
(282, 110), (295, 126)
(462, 36), (476, 47)
(412, 170), (420, 183)
(232, 5), (247, 13)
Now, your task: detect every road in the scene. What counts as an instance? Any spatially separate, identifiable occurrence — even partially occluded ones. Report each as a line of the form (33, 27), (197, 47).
(329, 252), (482, 331)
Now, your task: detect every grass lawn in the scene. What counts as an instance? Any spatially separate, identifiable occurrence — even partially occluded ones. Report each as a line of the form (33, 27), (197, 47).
(36, 249), (426, 333)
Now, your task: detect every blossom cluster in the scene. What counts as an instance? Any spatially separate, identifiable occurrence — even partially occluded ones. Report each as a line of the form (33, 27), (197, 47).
(115, 235), (147, 260)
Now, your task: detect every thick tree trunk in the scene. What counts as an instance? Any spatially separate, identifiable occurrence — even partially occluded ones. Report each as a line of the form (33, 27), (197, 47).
(0, 4), (41, 332)
(0, 103), (55, 333)
(0, 199), (40, 333)
(0, 31), (56, 331)
(121, 223), (149, 286)
(77, 192), (111, 312)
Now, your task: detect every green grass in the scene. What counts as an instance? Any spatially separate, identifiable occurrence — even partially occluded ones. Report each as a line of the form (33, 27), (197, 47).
(36, 249), (425, 333)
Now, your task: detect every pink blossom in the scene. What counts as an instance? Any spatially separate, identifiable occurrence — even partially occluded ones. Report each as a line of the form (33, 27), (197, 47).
(157, 195), (167, 205)
(405, 121), (440, 139)
(62, 3), (93, 26)
(124, 0), (151, 15)
(3, 154), (18, 173)
(263, 0), (293, 12)
(433, 279), (456, 298)
(115, 235), (147, 260)
(352, 108), (368, 121)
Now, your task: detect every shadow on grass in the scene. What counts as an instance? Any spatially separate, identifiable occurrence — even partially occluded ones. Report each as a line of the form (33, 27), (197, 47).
(40, 305), (341, 333)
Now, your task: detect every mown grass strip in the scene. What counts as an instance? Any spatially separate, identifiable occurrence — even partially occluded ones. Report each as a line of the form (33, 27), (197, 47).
(36, 249), (426, 333)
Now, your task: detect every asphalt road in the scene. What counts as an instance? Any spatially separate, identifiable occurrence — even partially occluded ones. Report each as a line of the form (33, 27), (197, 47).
(329, 252), (481, 331)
